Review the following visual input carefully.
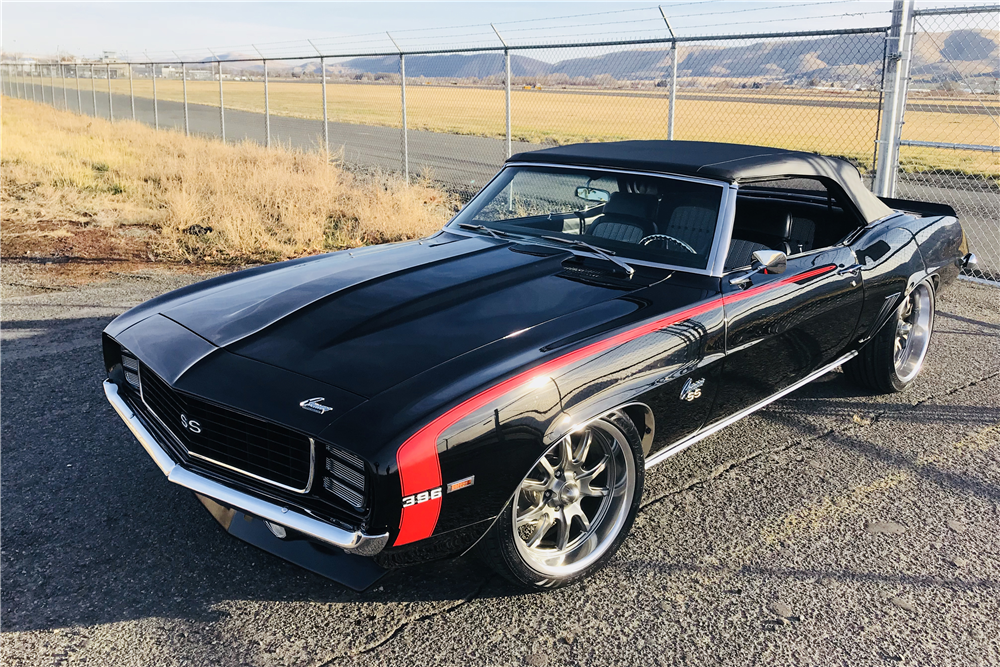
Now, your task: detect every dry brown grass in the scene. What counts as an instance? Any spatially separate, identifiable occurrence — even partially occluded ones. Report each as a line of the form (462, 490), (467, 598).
(1, 97), (455, 264)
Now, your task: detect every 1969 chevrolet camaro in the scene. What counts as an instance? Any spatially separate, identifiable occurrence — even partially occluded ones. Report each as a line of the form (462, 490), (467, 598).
(102, 141), (976, 590)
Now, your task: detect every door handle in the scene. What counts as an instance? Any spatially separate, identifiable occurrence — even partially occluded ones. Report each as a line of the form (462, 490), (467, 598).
(837, 264), (862, 276)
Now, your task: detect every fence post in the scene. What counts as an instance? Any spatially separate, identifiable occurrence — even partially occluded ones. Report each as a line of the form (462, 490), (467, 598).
(129, 62), (135, 120)
(386, 33), (408, 182)
(75, 63), (81, 111)
(41, 65), (48, 104)
(61, 64), (68, 109)
(308, 40), (329, 157)
(669, 43), (679, 140)
(321, 56), (329, 156)
(491, 25), (512, 159)
(659, 7), (678, 140)
(182, 62), (189, 136)
(151, 62), (159, 129)
(107, 64), (113, 120)
(50, 63), (57, 105)
(31, 65), (37, 102)
(216, 58), (226, 142)
(505, 49), (512, 157)
(263, 60), (270, 147)
(873, 0), (914, 197)
(91, 64), (97, 116)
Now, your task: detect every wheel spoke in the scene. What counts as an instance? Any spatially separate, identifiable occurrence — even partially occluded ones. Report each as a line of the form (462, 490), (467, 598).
(559, 436), (573, 468)
(521, 478), (548, 493)
(578, 454), (609, 484)
(526, 513), (553, 548)
(537, 456), (555, 479)
(580, 478), (610, 497)
(555, 509), (571, 550)
(517, 503), (548, 526)
(565, 502), (591, 532)
(573, 429), (593, 463)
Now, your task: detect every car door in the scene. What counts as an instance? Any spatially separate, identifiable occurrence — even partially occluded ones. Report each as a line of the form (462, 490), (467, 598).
(709, 244), (865, 419)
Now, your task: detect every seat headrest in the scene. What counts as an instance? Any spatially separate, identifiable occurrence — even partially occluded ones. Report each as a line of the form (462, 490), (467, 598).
(734, 199), (792, 238)
(603, 192), (658, 220)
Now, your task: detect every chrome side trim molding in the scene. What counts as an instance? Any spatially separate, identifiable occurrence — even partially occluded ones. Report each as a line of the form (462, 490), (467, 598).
(103, 380), (388, 556)
(644, 351), (858, 469)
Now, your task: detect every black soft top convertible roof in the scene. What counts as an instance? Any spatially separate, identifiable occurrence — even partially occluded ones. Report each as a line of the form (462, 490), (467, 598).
(508, 140), (894, 224)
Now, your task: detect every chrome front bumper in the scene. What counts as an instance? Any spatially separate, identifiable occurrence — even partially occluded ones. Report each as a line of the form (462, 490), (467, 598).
(103, 380), (388, 556)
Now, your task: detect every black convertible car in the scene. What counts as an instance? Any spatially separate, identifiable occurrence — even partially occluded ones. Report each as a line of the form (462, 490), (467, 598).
(103, 141), (974, 590)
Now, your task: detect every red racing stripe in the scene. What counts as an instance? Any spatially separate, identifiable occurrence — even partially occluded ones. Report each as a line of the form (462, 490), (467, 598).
(393, 263), (836, 546)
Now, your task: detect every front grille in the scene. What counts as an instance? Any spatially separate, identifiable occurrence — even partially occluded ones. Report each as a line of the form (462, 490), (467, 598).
(138, 364), (314, 492)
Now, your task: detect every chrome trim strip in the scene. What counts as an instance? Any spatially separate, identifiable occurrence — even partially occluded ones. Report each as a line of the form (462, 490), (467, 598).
(447, 162), (732, 277)
(644, 351), (858, 469)
(138, 364), (316, 495)
(104, 380), (388, 556)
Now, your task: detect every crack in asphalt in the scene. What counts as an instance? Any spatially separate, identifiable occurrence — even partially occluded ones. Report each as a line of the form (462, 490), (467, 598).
(315, 576), (493, 667)
(639, 429), (835, 510)
(865, 368), (1000, 427)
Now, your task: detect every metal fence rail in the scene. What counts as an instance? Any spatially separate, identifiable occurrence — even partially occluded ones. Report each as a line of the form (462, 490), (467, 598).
(2, 2), (997, 283)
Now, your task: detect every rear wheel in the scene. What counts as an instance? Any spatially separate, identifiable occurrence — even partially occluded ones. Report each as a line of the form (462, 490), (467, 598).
(478, 412), (643, 590)
(845, 280), (935, 393)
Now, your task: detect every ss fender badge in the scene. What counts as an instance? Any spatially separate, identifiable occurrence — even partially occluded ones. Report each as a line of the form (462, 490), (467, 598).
(680, 377), (706, 402)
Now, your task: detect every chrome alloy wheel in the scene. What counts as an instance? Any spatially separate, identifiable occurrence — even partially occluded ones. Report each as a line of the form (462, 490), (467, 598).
(513, 420), (635, 577)
(893, 283), (933, 384)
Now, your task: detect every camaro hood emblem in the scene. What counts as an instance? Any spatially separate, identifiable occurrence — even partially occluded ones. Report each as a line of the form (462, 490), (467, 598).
(299, 397), (334, 414)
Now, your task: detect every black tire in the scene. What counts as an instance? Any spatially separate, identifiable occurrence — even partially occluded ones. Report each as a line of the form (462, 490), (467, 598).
(477, 411), (644, 590)
(844, 280), (936, 394)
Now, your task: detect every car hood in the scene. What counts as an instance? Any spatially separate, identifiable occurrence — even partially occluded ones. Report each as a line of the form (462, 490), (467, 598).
(142, 233), (654, 399)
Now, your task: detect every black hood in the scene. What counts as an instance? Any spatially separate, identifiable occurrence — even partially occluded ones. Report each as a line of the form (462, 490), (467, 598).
(143, 234), (652, 399)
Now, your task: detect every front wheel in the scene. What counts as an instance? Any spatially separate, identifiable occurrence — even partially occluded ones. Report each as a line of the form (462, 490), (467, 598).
(478, 412), (644, 590)
(845, 280), (935, 393)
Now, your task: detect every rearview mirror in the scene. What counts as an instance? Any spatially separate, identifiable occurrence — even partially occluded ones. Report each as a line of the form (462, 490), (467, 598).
(752, 249), (787, 275)
(575, 186), (611, 203)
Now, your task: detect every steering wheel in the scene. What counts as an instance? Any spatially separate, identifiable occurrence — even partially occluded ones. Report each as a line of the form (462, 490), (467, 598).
(640, 234), (697, 254)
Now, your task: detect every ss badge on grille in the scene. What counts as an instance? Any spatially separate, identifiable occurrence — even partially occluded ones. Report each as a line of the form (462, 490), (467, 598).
(180, 413), (202, 434)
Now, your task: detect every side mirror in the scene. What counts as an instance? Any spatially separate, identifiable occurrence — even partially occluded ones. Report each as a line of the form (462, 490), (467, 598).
(575, 186), (611, 203)
(752, 249), (787, 275)
(730, 249), (787, 287)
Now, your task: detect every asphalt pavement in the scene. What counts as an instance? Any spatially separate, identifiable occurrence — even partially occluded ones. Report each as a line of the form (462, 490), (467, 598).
(1, 265), (998, 667)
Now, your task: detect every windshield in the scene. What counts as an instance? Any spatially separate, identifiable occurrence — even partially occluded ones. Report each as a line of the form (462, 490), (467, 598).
(449, 165), (724, 271)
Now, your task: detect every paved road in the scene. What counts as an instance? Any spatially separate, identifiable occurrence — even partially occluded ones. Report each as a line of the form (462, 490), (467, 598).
(2, 267), (999, 666)
(8, 80), (999, 277)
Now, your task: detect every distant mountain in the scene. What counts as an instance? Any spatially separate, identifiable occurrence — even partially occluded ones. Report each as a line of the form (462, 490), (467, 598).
(335, 30), (997, 84)
(339, 53), (552, 78)
(194, 30), (998, 86)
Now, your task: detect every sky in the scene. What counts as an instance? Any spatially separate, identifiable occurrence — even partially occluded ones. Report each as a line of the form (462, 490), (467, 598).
(1, 1), (994, 62)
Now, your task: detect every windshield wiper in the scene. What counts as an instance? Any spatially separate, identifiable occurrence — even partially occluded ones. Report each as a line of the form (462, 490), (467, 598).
(458, 223), (513, 240)
(541, 236), (635, 277)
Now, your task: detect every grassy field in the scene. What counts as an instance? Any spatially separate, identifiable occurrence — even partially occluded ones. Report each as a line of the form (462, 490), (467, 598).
(0, 98), (454, 265)
(19, 74), (999, 177)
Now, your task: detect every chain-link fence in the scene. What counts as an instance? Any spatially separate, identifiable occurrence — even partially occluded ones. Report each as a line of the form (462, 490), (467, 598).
(2, 5), (997, 283)
(895, 5), (999, 284)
